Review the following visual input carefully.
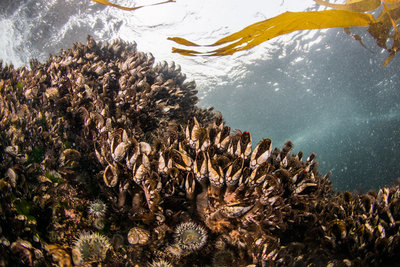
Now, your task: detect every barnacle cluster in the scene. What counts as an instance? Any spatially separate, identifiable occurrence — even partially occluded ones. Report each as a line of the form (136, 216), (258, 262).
(1, 36), (400, 266)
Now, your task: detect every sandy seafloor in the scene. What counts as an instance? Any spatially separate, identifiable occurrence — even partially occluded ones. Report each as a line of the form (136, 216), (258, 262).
(0, 0), (400, 192)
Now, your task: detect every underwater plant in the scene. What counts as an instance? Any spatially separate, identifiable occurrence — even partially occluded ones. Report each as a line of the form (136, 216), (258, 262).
(168, 0), (400, 66)
(91, 0), (175, 11)
(168, 9), (374, 55)
(91, 0), (400, 65)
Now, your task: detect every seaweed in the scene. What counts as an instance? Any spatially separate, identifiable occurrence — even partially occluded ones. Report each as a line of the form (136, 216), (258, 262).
(90, 0), (400, 65)
(91, 0), (175, 11)
(315, 0), (381, 12)
(168, 10), (374, 56)
(167, 0), (400, 66)
(26, 146), (44, 164)
(44, 170), (65, 184)
(15, 199), (37, 223)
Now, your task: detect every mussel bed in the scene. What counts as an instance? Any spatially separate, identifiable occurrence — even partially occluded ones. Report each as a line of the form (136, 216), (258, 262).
(0, 36), (400, 266)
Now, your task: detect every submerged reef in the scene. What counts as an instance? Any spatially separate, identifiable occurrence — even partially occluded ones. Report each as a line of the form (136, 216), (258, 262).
(1, 36), (400, 266)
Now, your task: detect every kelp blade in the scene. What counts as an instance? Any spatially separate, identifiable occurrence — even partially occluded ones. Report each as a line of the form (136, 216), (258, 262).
(381, 3), (400, 65)
(368, 3), (400, 52)
(91, 0), (142, 11)
(168, 37), (200, 46)
(91, 0), (175, 11)
(170, 10), (375, 56)
(171, 48), (202, 56)
(382, 0), (400, 3)
(314, 0), (381, 12)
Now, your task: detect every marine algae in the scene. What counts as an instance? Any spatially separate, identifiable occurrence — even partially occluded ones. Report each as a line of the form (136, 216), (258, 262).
(168, 0), (400, 65)
(90, 0), (400, 65)
(314, 0), (381, 12)
(168, 10), (374, 56)
(91, 0), (175, 11)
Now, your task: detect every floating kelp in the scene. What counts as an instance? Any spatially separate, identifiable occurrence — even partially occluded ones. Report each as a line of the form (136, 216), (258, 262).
(169, 10), (374, 55)
(1, 36), (400, 266)
(89, 0), (400, 65)
(91, 0), (175, 11)
(168, 0), (400, 66)
(315, 0), (381, 12)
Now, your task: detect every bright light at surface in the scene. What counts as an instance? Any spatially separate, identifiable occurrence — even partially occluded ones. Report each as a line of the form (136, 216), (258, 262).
(111, 0), (320, 88)
(1, 0), (320, 89)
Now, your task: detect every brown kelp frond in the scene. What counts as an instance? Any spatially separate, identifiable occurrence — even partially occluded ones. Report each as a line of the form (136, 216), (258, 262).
(168, 10), (375, 56)
(91, 0), (175, 11)
(315, 0), (381, 12)
(169, 0), (400, 65)
(381, 3), (400, 65)
(343, 27), (372, 51)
